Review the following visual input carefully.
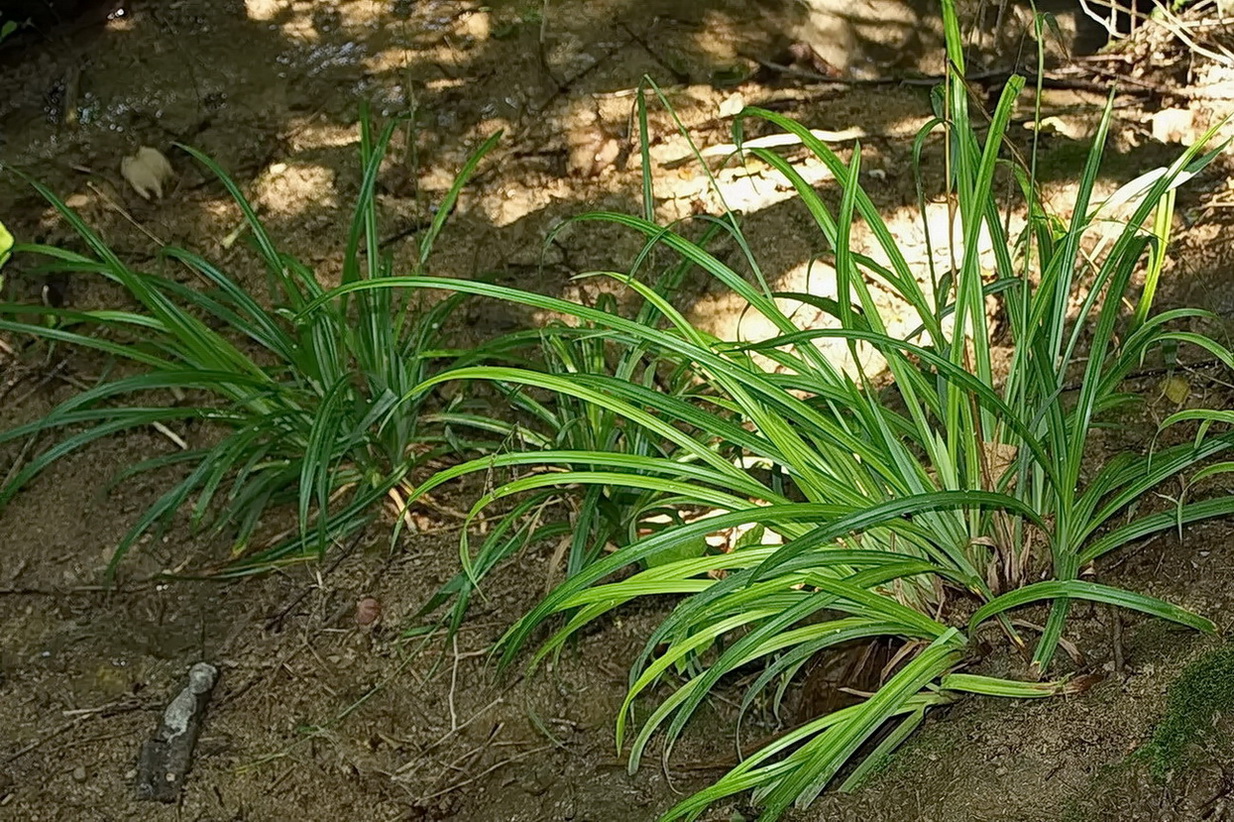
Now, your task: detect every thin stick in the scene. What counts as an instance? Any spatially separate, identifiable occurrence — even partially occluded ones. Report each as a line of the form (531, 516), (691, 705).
(1, 431), (41, 490)
(1111, 606), (1125, 673)
(150, 420), (189, 450)
(394, 697), (505, 775)
(749, 57), (1016, 87)
(5, 698), (145, 763)
(447, 634), (460, 732)
(85, 182), (167, 247)
(4, 719), (79, 763)
(415, 745), (553, 803)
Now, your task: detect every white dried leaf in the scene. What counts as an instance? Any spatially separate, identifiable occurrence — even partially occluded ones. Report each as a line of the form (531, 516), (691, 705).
(1151, 108), (1199, 146)
(121, 146), (174, 200)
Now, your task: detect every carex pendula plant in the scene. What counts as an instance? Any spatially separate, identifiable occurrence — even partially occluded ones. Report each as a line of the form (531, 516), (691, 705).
(0, 109), (500, 575)
(300, 6), (1234, 813)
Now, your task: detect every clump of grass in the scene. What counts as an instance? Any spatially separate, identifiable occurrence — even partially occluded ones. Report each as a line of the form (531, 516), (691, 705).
(0, 109), (500, 574)
(411, 284), (709, 634)
(336, 0), (1234, 817)
(1144, 644), (1234, 779)
(3, 3), (1233, 818)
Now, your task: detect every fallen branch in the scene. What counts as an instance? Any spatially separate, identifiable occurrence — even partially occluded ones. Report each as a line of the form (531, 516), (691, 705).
(135, 663), (219, 803)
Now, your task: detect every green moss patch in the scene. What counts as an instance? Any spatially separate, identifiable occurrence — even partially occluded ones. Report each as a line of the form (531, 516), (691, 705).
(1144, 644), (1234, 779)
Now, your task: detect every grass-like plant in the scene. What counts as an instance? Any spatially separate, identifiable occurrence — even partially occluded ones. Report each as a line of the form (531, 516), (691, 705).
(3, 1), (1232, 815)
(299, 2), (1234, 818)
(411, 286), (709, 632)
(0, 112), (499, 573)
(409, 104), (741, 631)
(0, 218), (12, 270)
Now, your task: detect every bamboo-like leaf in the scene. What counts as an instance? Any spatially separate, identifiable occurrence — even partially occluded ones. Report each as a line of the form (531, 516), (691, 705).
(418, 131), (502, 266)
(971, 580), (1215, 634)
(940, 673), (1065, 698)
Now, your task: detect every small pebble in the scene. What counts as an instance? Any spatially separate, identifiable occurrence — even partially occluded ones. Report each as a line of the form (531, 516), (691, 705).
(71, 765), (87, 783)
(355, 597), (382, 626)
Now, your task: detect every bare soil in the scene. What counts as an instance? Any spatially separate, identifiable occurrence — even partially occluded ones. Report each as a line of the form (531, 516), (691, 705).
(5, 1), (1234, 820)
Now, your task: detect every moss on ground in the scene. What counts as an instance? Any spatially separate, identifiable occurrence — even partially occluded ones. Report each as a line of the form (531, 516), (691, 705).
(1142, 642), (1234, 779)
(1060, 642), (1234, 822)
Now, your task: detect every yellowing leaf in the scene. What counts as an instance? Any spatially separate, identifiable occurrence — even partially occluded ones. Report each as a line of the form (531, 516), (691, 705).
(981, 441), (1019, 491)
(983, 442), (1018, 478)
(0, 218), (12, 268)
(1162, 375), (1190, 405)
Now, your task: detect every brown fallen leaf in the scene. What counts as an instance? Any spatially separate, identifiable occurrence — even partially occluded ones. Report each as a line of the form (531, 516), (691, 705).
(787, 42), (843, 78)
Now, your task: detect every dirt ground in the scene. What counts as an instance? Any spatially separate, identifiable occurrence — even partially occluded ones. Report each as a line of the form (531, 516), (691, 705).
(6, 1), (1234, 820)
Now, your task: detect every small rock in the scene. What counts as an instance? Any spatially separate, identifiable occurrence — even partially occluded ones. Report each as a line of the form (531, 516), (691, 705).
(72, 765), (87, 783)
(718, 92), (745, 118)
(593, 138), (620, 170)
(567, 134), (620, 178)
(355, 597), (382, 626)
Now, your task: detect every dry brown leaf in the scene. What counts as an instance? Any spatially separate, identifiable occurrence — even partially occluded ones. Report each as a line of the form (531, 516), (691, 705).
(982, 441), (1019, 485)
